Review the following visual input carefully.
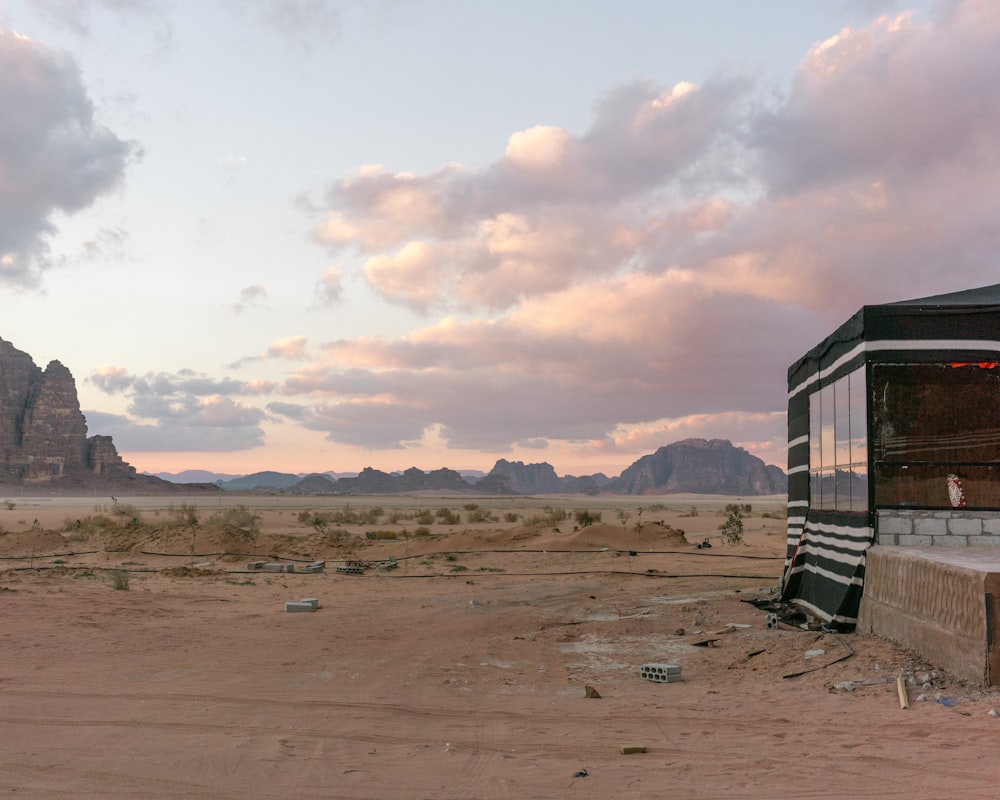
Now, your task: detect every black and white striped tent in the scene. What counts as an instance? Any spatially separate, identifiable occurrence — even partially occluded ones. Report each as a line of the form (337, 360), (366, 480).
(781, 283), (1000, 629)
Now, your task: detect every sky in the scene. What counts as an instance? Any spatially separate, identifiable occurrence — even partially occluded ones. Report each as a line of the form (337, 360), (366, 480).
(1, 0), (997, 480)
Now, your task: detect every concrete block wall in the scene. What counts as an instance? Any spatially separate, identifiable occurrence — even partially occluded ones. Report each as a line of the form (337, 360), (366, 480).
(876, 509), (1000, 547)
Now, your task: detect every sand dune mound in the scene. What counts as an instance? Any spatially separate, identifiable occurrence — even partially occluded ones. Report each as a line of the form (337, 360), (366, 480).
(534, 521), (690, 551)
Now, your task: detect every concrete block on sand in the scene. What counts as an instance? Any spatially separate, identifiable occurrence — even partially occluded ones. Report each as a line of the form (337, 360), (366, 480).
(639, 663), (682, 683)
(285, 601), (316, 613)
(263, 563), (284, 573)
(299, 598), (319, 609)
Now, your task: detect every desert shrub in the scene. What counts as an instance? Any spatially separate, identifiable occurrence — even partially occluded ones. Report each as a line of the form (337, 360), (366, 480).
(450, 564), (469, 572)
(64, 514), (118, 533)
(466, 507), (492, 523)
(322, 528), (351, 544)
(109, 569), (130, 591)
(574, 510), (601, 527)
(365, 530), (397, 540)
(525, 506), (568, 527)
(169, 503), (199, 526)
(386, 511), (403, 525)
(413, 526), (431, 536)
(3, 500), (14, 510)
(436, 507), (460, 525)
(680, 506), (699, 517)
(503, 512), (519, 523)
(414, 510), (434, 525)
(110, 497), (141, 526)
(761, 508), (787, 520)
(209, 505), (260, 533)
(719, 508), (745, 546)
(722, 502), (752, 517)
(463, 503), (480, 511)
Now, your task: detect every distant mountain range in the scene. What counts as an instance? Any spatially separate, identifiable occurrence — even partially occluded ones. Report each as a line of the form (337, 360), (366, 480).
(152, 438), (787, 496)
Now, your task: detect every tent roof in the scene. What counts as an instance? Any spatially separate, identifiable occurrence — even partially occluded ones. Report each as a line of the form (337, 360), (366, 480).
(789, 283), (1000, 386)
(888, 283), (1000, 307)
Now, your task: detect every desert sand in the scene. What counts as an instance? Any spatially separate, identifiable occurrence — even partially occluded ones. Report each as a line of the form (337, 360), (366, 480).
(2, 493), (999, 799)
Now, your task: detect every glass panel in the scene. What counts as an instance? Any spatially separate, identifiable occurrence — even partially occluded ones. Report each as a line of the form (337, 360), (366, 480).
(849, 465), (868, 512)
(821, 383), (835, 471)
(809, 391), (822, 472)
(810, 470), (822, 509)
(875, 465), (1000, 508)
(835, 379), (851, 468)
(819, 470), (836, 510)
(835, 468), (852, 510)
(872, 363), (1000, 463)
(849, 368), (867, 468)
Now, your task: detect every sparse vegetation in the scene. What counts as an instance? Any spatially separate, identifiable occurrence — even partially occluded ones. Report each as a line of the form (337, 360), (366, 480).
(719, 507), (745, 546)
(435, 507), (461, 525)
(503, 512), (519, 523)
(210, 505), (261, 533)
(466, 507), (494, 523)
(574, 509), (601, 527)
(111, 497), (140, 526)
(169, 503), (199, 526)
(3, 500), (14, 510)
(109, 569), (130, 591)
(525, 506), (568, 527)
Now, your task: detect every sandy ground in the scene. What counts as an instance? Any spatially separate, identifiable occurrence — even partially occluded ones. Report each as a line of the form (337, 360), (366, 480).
(2, 493), (1000, 799)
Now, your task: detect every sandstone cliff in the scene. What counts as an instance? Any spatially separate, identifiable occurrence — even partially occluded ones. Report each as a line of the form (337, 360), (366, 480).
(610, 438), (787, 495)
(0, 337), (184, 491)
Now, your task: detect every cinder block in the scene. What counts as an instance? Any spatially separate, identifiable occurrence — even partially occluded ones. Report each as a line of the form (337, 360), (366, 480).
(299, 598), (319, 609)
(247, 560), (267, 570)
(378, 558), (399, 572)
(639, 663), (681, 683)
(307, 560), (325, 572)
(263, 563), (284, 573)
(285, 601), (315, 613)
(286, 563), (296, 573)
(914, 517), (948, 536)
(982, 517), (1000, 536)
(336, 565), (365, 575)
(878, 515), (912, 536)
(949, 518), (983, 536)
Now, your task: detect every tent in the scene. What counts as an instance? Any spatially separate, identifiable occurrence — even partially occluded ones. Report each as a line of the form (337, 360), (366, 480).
(781, 283), (1000, 629)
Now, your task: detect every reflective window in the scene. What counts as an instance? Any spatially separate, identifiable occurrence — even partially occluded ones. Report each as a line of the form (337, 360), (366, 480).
(808, 366), (868, 512)
(872, 362), (1000, 509)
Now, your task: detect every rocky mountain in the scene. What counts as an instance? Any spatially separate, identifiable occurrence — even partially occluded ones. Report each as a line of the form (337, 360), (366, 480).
(257, 441), (784, 496)
(0, 337), (197, 492)
(320, 466), (473, 495)
(609, 438), (787, 495)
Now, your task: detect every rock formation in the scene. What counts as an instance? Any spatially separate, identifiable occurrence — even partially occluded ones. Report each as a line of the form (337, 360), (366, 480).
(610, 438), (787, 495)
(0, 337), (187, 491)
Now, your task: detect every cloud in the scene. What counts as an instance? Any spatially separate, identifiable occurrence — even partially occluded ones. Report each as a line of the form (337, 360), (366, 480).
(312, 266), (344, 306)
(84, 366), (274, 452)
(233, 284), (268, 313)
(26, 0), (170, 40)
(85, 408), (266, 452)
(280, 0), (1000, 467)
(751, 7), (1000, 197)
(225, 0), (343, 49)
(0, 28), (137, 286)
(228, 336), (309, 368)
